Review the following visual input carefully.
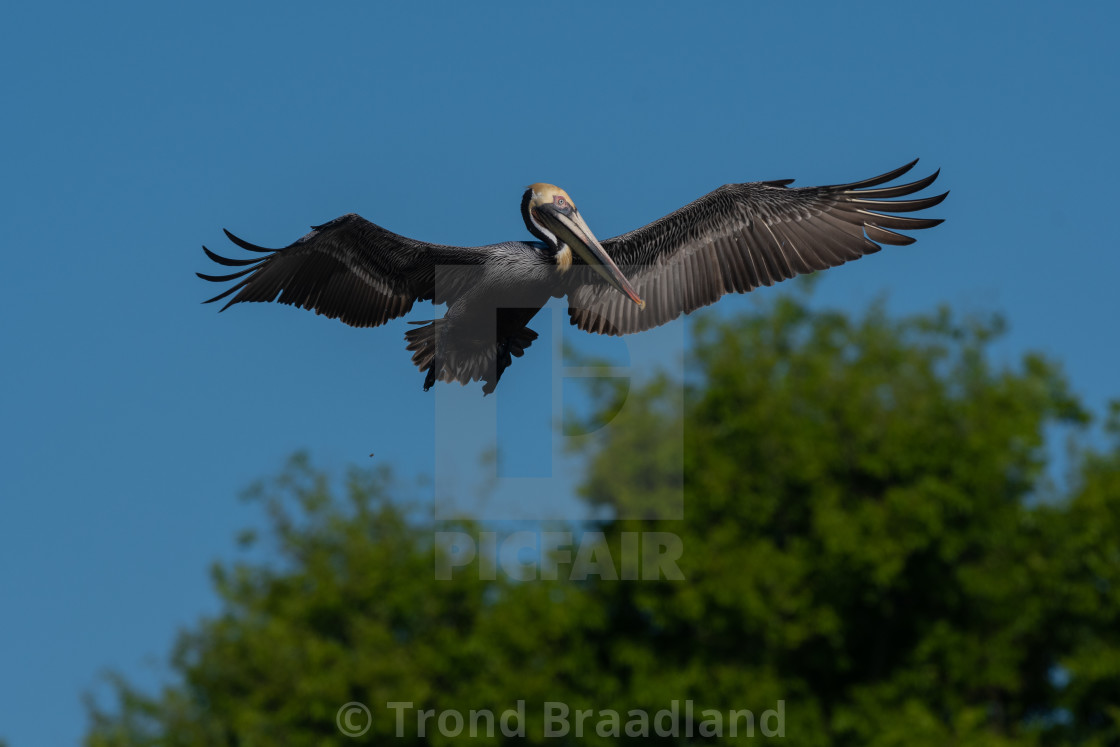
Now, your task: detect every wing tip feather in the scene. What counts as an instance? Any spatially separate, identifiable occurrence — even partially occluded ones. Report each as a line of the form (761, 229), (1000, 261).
(222, 228), (274, 253)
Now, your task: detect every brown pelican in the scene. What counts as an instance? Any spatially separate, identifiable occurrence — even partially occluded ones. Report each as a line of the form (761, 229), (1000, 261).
(199, 160), (945, 393)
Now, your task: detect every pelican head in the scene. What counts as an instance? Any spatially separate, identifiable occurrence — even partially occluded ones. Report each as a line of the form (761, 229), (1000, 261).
(522, 184), (645, 309)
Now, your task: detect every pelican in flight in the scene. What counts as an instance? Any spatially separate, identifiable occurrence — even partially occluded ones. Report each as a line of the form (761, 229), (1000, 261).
(199, 160), (946, 393)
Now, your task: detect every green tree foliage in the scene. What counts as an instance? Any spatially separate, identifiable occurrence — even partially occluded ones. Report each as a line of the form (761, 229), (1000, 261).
(85, 296), (1120, 746)
(573, 296), (1118, 746)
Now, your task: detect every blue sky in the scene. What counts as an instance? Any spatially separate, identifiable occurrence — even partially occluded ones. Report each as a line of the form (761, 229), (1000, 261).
(2, 2), (1119, 743)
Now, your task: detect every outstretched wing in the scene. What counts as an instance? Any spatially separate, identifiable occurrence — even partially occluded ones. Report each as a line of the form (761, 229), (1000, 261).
(198, 213), (481, 328)
(567, 160), (947, 336)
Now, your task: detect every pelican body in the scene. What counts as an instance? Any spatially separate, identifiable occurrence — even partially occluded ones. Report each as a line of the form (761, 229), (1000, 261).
(199, 161), (946, 393)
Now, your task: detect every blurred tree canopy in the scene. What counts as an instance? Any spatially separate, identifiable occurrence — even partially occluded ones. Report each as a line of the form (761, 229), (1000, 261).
(85, 295), (1120, 746)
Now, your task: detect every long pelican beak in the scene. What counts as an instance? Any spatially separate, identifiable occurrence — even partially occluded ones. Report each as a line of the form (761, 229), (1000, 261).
(535, 206), (645, 309)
